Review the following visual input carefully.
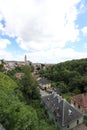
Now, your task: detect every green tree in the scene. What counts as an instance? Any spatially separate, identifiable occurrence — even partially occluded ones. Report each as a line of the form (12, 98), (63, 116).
(0, 72), (39, 130)
(0, 69), (60, 130)
(20, 65), (40, 100)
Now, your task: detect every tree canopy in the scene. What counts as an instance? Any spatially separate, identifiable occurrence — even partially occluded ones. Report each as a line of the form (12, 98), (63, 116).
(0, 65), (59, 130)
(39, 58), (87, 95)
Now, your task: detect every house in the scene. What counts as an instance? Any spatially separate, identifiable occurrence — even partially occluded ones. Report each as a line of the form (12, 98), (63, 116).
(42, 92), (83, 130)
(0, 59), (4, 65)
(71, 93), (87, 115)
(39, 78), (51, 90)
(33, 63), (42, 73)
(0, 60), (2, 65)
(15, 73), (23, 79)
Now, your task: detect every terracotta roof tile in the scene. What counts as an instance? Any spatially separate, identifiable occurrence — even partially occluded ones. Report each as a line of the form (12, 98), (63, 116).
(71, 93), (87, 108)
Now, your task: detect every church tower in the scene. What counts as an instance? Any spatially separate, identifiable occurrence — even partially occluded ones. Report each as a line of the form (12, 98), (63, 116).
(24, 55), (27, 64)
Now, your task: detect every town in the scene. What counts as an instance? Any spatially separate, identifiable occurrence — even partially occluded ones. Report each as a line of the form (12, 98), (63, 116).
(0, 56), (87, 130)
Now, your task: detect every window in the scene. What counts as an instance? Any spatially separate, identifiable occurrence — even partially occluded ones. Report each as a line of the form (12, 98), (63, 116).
(67, 125), (69, 128)
(78, 105), (80, 109)
(55, 119), (57, 122)
(77, 120), (79, 125)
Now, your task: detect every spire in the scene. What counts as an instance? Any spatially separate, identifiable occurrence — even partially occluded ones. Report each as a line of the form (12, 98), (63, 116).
(24, 55), (27, 64)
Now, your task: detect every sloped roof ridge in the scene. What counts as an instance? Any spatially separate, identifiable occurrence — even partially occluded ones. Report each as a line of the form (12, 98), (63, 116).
(42, 93), (83, 127)
(61, 99), (83, 126)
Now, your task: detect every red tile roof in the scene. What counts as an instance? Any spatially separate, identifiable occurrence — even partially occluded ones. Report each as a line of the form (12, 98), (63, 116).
(71, 93), (87, 108)
(15, 73), (22, 79)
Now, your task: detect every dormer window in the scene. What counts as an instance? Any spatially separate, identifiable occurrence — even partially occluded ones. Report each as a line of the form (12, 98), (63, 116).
(47, 98), (49, 101)
(68, 109), (72, 116)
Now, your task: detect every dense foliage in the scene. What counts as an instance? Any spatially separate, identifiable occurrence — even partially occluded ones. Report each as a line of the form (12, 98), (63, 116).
(0, 72), (38, 130)
(0, 65), (58, 130)
(39, 58), (87, 95)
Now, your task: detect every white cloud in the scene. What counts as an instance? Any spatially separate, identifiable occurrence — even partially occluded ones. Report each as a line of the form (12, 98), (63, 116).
(26, 48), (87, 63)
(82, 27), (87, 35)
(0, 13), (3, 21)
(0, 50), (13, 60)
(83, 43), (87, 49)
(0, 0), (86, 63)
(0, 0), (81, 48)
(0, 39), (11, 49)
(0, 23), (3, 31)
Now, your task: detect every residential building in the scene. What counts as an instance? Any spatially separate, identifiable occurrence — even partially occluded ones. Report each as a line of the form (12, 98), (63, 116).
(0, 60), (2, 64)
(39, 77), (51, 90)
(42, 92), (83, 130)
(15, 73), (23, 79)
(71, 93), (87, 115)
(0, 59), (4, 65)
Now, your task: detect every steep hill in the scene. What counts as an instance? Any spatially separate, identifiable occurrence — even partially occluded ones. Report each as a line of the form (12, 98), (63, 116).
(39, 58), (87, 95)
(0, 70), (58, 130)
(0, 72), (18, 89)
(0, 72), (39, 130)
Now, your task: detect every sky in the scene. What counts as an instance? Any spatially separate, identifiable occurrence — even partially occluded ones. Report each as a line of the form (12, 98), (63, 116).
(0, 0), (87, 64)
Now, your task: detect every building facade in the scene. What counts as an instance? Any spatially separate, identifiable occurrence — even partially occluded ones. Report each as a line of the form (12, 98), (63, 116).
(39, 78), (51, 90)
(71, 93), (87, 115)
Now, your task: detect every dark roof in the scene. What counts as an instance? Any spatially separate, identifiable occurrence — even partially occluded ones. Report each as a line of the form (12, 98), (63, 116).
(71, 93), (87, 108)
(42, 92), (83, 127)
(39, 78), (50, 84)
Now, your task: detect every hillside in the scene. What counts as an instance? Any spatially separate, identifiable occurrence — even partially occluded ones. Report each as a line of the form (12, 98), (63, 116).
(0, 72), (18, 89)
(0, 67), (58, 130)
(39, 58), (87, 95)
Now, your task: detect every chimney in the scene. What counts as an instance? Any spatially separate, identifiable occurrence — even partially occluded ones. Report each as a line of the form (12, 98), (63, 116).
(52, 91), (57, 98)
(57, 94), (62, 103)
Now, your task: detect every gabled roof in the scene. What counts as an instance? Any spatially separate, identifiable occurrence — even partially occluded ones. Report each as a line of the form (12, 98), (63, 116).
(71, 93), (87, 108)
(39, 78), (50, 84)
(42, 92), (83, 127)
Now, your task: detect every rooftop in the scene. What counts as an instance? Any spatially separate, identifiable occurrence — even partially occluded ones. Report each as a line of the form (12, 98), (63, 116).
(39, 78), (50, 84)
(71, 93), (87, 108)
(42, 92), (83, 127)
